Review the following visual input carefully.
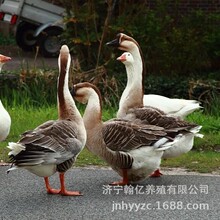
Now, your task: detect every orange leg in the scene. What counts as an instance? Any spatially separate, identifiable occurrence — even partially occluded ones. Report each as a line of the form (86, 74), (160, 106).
(110, 169), (129, 186)
(44, 177), (60, 194)
(59, 173), (82, 196)
(150, 169), (163, 177)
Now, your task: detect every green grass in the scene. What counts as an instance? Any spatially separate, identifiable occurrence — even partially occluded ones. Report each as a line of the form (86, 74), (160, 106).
(76, 148), (107, 167)
(162, 151), (220, 173)
(0, 105), (58, 162)
(186, 111), (220, 151)
(0, 105), (219, 174)
(0, 33), (16, 45)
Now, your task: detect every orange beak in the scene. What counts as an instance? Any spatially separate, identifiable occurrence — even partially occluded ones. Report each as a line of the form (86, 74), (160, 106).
(116, 54), (126, 62)
(0, 54), (11, 63)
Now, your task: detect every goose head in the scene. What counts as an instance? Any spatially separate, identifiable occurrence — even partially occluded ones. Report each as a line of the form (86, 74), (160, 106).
(106, 33), (139, 52)
(0, 54), (11, 73)
(117, 52), (134, 64)
(71, 82), (103, 128)
(106, 33), (145, 80)
(117, 52), (136, 81)
(71, 82), (102, 105)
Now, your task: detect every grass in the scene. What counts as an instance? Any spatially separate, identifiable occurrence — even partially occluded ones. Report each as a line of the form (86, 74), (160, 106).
(186, 111), (220, 151)
(162, 151), (220, 173)
(0, 104), (219, 174)
(0, 33), (16, 45)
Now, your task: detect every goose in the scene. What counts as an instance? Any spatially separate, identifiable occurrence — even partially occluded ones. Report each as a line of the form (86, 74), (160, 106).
(0, 100), (11, 141)
(0, 54), (11, 73)
(71, 82), (195, 185)
(7, 45), (87, 196)
(116, 51), (203, 177)
(106, 33), (201, 119)
(0, 54), (11, 141)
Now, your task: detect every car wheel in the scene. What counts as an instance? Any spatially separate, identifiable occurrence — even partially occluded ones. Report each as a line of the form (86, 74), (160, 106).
(38, 27), (63, 57)
(16, 22), (38, 51)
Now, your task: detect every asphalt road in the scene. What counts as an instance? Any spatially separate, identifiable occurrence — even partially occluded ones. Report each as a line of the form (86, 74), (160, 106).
(0, 45), (58, 71)
(0, 166), (219, 220)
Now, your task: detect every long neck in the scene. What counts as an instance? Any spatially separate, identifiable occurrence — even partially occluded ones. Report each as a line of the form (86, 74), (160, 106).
(118, 47), (144, 118)
(57, 56), (81, 121)
(83, 91), (102, 131)
(130, 42), (145, 97)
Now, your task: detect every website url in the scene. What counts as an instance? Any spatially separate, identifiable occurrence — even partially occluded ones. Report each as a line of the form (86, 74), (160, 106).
(112, 201), (210, 212)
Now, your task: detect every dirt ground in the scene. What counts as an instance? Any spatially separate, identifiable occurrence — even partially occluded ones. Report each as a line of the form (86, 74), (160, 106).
(0, 45), (58, 71)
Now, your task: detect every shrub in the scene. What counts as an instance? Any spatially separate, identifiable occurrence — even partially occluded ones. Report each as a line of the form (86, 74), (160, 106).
(0, 70), (57, 107)
(58, 0), (220, 113)
(62, 1), (220, 77)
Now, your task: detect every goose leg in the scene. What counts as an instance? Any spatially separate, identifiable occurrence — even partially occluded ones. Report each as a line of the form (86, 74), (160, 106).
(110, 169), (129, 185)
(59, 173), (82, 196)
(44, 177), (60, 194)
(150, 169), (163, 177)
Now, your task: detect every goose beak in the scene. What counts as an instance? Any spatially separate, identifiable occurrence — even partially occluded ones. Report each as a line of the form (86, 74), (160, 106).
(0, 54), (11, 63)
(70, 86), (76, 97)
(106, 38), (119, 47)
(117, 54), (126, 62)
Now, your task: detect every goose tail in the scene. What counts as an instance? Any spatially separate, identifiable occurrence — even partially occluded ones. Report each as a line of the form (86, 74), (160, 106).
(170, 103), (202, 119)
(6, 142), (25, 174)
(154, 135), (183, 151)
(190, 125), (204, 138)
(7, 142), (26, 156)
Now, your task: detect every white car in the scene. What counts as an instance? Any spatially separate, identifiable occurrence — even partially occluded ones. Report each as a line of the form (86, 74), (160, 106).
(0, 0), (65, 57)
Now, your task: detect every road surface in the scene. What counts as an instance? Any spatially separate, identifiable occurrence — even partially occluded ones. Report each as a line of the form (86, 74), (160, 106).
(0, 45), (57, 71)
(0, 166), (219, 220)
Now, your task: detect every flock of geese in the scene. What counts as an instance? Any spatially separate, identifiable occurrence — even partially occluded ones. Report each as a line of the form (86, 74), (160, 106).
(0, 33), (203, 196)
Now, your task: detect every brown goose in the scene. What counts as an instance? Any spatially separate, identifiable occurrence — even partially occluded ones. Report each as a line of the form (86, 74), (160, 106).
(71, 82), (189, 185)
(7, 45), (86, 196)
(106, 33), (201, 119)
(116, 51), (203, 177)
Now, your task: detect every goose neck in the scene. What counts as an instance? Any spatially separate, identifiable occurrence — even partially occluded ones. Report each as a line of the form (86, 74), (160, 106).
(57, 56), (81, 121)
(129, 46), (142, 64)
(83, 91), (102, 130)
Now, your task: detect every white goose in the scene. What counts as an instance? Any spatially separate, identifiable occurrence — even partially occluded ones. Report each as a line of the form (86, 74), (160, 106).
(71, 82), (193, 185)
(7, 45), (87, 196)
(0, 100), (11, 141)
(106, 33), (201, 119)
(0, 54), (11, 141)
(116, 51), (203, 177)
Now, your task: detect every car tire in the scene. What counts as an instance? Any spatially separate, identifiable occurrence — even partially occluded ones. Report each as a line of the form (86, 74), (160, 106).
(38, 27), (63, 57)
(16, 22), (38, 51)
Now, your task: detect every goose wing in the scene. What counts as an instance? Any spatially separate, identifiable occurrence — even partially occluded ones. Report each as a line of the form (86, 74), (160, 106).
(102, 120), (167, 152)
(13, 120), (83, 166)
(128, 107), (197, 131)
